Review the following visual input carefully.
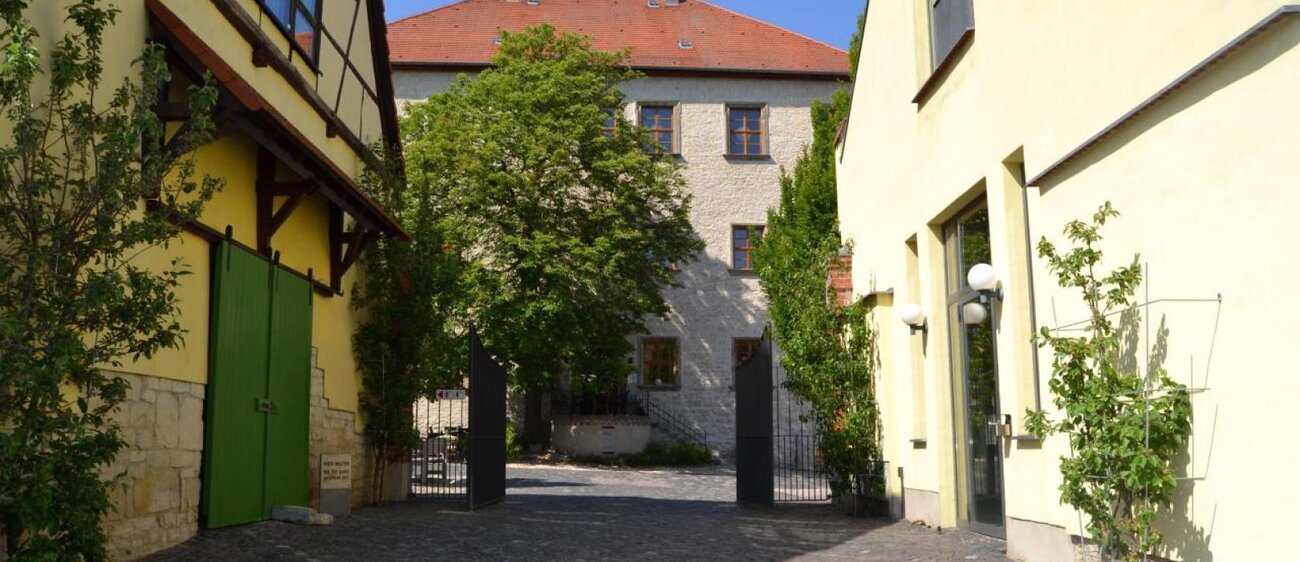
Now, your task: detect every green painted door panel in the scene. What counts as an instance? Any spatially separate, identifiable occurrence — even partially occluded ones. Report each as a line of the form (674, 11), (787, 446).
(203, 242), (272, 528)
(263, 268), (313, 512)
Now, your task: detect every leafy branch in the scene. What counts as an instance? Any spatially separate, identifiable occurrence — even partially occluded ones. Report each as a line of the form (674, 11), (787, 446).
(1025, 203), (1192, 561)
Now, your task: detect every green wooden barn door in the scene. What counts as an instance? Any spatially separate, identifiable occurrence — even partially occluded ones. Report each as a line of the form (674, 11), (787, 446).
(203, 241), (314, 527)
(203, 241), (272, 528)
(263, 267), (312, 511)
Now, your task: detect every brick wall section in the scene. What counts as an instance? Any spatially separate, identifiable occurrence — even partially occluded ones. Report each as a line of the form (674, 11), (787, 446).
(307, 347), (373, 510)
(829, 255), (853, 306)
(102, 372), (205, 561)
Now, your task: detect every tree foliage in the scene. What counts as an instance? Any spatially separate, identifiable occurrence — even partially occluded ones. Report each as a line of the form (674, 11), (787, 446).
(351, 147), (463, 499)
(0, 0), (219, 558)
(1026, 203), (1192, 561)
(399, 25), (702, 392)
(848, 1), (869, 81)
(752, 86), (882, 496)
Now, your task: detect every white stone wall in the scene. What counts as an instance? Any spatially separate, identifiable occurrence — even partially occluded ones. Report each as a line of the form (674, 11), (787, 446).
(394, 70), (844, 455)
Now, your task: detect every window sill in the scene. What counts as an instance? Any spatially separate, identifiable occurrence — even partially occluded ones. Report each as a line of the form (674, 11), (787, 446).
(638, 384), (681, 391)
(912, 28), (974, 108)
(723, 154), (772, 162)
(728, 268), (758, 277)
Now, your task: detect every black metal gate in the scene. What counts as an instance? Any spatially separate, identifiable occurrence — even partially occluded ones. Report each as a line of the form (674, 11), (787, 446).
(410, 391), (469, 501)
(467, 327), (507, 509)
(735, 336), (774, 506)
(408, 327), (507, 509)
(735, 335), (833, 506)
(774, 391), (831, 503)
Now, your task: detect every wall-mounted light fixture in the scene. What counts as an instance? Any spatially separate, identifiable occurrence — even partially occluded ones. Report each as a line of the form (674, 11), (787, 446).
(899, 303), (926, 335)
(962, 301), (988, 325)
(966, 263), (1003, 303)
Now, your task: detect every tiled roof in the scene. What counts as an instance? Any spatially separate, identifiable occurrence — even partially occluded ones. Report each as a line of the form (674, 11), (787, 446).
(387, 0), (850, 77)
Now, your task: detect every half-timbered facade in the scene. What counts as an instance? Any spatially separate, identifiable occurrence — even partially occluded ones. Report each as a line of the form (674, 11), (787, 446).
(20, 1), (405, 558)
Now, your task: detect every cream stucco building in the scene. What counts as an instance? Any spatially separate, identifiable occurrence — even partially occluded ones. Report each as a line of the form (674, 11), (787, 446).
(388, 0), (850, 454)
(837, 1), (1297, 560)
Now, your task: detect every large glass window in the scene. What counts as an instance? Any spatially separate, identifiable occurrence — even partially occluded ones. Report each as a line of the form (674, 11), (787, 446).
(640, 338), (679, 387)
(944, 199), (1004, 538)
(260, 0), (321, 64)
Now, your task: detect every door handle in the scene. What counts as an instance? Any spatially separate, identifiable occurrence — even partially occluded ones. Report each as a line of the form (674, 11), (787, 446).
(255, 398), (280, 414)
(986, 414), (1011, 437)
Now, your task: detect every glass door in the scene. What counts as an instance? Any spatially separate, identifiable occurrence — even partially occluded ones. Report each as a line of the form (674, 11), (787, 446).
(944, 200), (1005, 538)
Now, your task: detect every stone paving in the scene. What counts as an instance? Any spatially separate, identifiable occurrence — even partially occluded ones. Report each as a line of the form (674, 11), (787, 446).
(144, 463), (1011, 561)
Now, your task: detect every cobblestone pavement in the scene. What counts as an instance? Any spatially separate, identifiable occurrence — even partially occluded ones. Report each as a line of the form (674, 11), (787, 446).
(145, 463), (1010, 561)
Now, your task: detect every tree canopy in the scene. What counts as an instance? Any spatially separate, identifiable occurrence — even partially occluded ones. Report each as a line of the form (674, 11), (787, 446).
(399, 25), (702, 392)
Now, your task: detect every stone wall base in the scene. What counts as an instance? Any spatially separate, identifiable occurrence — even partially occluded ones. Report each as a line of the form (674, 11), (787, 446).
(102, 372), (206, 561)
(307, 350), (373, 510)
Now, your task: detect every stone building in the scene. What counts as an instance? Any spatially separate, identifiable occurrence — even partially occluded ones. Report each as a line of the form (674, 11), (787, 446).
(837, 0), (1296, 559)
(387, 0), (850, 455)
(4, 1), (407, 559)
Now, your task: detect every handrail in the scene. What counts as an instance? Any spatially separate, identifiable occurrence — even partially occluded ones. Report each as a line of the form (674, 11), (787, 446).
(641, 394), (708, 451)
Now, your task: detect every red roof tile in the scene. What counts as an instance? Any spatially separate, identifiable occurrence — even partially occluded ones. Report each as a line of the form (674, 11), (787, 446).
(387, 0), (850, 77)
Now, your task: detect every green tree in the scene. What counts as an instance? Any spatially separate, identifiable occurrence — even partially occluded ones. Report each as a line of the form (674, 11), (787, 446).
(752, 84), (882, 497)
(0, 1), (220, 558)
(1026, 203), (1192, 562)
(399, 25), (701, 395)
(848, 1), (869, 81)
(351, 146), (464, 499)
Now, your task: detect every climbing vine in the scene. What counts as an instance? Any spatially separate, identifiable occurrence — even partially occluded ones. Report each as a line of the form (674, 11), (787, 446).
(1025, 203), (1192, 562)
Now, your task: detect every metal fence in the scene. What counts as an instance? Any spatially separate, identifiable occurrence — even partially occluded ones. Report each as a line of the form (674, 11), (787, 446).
(773, 391), (831, 503)
(409, 395), (468, 501)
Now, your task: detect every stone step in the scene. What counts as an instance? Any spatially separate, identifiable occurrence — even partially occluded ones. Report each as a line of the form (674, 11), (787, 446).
(271, 505), (334, 526)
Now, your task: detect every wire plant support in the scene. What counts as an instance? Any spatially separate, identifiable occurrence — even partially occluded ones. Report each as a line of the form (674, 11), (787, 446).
(1047, 265), (1220, 562)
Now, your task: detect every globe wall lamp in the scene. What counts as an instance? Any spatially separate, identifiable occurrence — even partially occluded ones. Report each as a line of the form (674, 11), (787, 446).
(899, 303), (926, 335)
(962, 301), (988, 325)
(966, 263), (1003, 303)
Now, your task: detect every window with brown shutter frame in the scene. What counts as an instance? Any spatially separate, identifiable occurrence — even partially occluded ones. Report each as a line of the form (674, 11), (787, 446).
(640, 338), (679, 387)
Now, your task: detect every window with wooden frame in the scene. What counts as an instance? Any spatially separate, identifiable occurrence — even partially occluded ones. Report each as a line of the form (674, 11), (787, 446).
(640, 338), (679, 387)
(732, 225), (765, 271)
(601, 109), (618, 138)
(734, 338), (761, 368)
(639, 103), (679, 154)
(727, 105), (767, 156)
(259, 0), (323, 65)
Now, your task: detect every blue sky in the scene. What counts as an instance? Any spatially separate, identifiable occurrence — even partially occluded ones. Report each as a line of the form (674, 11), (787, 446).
(383, 0), (866, 50)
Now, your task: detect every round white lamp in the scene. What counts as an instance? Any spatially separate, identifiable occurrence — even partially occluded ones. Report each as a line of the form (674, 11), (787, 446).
(967, 263), (997, 291)
(898, 303), (926, 334)
(962, 302), (988, 325)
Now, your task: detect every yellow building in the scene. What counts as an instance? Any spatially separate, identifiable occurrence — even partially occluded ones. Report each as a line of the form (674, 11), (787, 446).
(18, 1), (406, 559)
(836, 1), (1296, 560)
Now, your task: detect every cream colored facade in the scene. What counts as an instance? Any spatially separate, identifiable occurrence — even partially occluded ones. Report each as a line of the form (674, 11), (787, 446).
(837, 1), (1298, 560)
